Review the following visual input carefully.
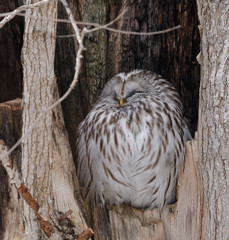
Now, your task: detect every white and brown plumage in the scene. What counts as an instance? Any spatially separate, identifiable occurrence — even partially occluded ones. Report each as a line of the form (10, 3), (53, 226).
(76, 70), (191, 210)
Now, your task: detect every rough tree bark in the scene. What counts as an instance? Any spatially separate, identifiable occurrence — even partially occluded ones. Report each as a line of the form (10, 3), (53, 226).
(197, 1), (229, 239)
(20, 0), (87, 239)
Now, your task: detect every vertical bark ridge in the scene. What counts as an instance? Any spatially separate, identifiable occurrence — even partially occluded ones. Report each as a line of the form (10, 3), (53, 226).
(198, 1), (229, 239)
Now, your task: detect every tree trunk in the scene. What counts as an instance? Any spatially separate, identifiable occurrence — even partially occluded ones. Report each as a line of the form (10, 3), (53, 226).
(21, 0), (87, 239)
(197, 1), (229, 239)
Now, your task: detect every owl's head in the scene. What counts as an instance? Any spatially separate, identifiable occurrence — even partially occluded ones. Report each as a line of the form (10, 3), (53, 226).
(100, 70), (154, 107)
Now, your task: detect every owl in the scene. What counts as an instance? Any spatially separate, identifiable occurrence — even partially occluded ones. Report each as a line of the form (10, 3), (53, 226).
(76, 70), (191, 210)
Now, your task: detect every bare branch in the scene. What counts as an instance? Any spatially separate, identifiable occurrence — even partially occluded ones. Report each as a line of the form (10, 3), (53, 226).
(59, 0), (82, 45)
(58, 210), (73, 222)
(58, 25), (181, 38)
(59, 0), (86, 88)
(87, 7), (128, 33)
(0, 10), (180, 37)
(97, 24), (181, 35)
(85, 7), (180, 35)
(0, 0), (51, 28)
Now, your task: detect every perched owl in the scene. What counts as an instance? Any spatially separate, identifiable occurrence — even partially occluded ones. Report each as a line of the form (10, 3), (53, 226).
(76, 70), (191, 210)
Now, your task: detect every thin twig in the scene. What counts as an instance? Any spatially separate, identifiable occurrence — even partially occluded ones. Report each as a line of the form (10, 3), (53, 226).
(0, 0), (51, 28)
(58, 210), (73, 222)
(94, 24), (181, 35)
(59, 0), (86, 88)
(87, 7), (127, 33)
(0, 11), (180, 37)
(58, 25), (181, 38)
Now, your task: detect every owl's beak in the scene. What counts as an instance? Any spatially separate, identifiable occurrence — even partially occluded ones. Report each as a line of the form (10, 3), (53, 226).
(120, 97), (124, 107)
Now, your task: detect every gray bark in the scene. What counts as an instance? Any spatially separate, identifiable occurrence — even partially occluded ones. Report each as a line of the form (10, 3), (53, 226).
(197, 0), (229, 239)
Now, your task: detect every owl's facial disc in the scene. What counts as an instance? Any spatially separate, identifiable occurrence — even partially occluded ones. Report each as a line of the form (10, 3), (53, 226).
(120, 81), (144, 104)
(112, 78), (144, 107)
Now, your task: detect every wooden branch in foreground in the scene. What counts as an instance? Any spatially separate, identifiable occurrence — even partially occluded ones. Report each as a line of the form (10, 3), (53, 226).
(0, 140), (54, 238)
